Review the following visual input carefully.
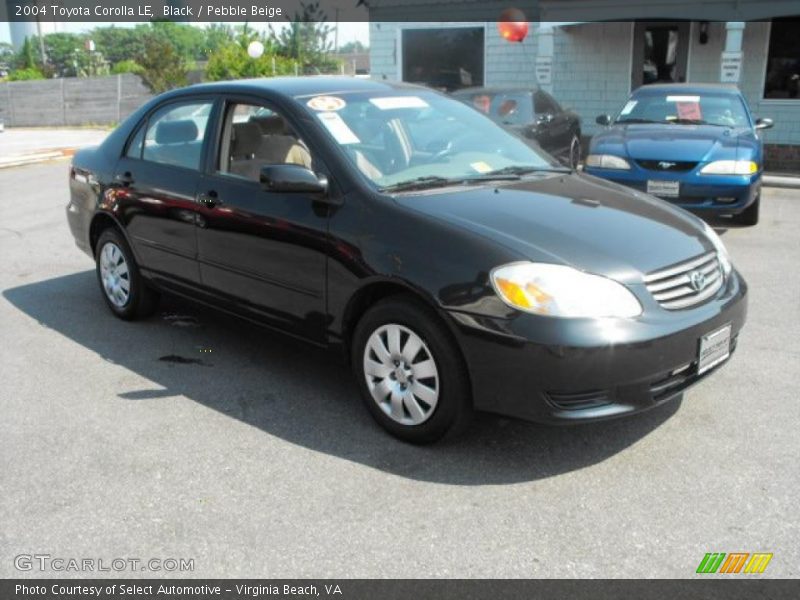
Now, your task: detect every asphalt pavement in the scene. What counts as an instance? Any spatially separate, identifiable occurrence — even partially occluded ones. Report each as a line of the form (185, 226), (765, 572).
(1, 160), (798, 578)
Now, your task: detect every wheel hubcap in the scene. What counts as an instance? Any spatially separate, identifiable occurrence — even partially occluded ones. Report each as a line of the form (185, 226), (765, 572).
(99, 242), (130, 307)
(363, 323), (439, 426)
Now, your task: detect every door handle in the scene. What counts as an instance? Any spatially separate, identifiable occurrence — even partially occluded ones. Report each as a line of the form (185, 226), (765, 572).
(115, 171), (134, 186)
(198, 190), (219, 208)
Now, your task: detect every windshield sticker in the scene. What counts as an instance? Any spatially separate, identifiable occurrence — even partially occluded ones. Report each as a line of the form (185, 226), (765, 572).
(307, 96), (346, 112)
(317, 111), (360, 145)
(620, 100), (637, 115)
(470, 161), (493, 174)
(676, 101), (702, 121)
(369, 96), (429, 110)
(666, 95), (701, 103)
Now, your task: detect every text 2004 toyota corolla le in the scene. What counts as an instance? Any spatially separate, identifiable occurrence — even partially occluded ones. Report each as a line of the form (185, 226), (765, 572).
(66, 77), (747, 443)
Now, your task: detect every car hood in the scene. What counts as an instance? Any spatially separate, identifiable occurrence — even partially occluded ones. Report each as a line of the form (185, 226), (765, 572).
(394, 173), (714, 283)
(591, 123), (758, 162)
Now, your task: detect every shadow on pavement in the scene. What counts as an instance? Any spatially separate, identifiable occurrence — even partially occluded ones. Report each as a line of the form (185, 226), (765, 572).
(4, 271), (680, 486)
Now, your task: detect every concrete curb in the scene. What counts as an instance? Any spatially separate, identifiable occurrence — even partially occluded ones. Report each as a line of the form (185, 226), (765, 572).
(0, 147), (77, 170)
(763, 174), (800, 189)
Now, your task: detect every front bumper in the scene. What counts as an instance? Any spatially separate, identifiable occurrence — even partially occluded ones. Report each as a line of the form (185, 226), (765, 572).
(584, 166), (760, 215)
(447, 269), (747, 424)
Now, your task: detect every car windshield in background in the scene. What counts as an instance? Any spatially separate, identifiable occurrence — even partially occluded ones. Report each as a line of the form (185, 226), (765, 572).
(453, 91), (534, 127)
(616, 93), (750, 127)
(300, 90), (559, 190)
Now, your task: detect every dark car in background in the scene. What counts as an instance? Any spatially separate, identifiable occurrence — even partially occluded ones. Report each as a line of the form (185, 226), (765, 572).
(451, 86), (582, 168)
(66, 77), (746, 443)
(585, 83), (772, 226)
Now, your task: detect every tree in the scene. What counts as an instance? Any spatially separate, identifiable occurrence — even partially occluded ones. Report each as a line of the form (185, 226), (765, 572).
(337, 41), (368, 54)
(136, 34), (189, 93)
(205, 34), (294, 82)
(92, 26), (147, 66)
(0, 42), (14, 64)
(270, 2), (339, 73)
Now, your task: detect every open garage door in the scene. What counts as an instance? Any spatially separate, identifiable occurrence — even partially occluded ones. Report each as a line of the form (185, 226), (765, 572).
(401, 27), (485, 91)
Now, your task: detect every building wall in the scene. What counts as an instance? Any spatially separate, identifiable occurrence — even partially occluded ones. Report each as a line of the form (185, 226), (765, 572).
(550, 22), (633, 138)
(371, 20), (800, 167)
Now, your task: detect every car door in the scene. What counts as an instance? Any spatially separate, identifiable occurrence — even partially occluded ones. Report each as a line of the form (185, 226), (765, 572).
(113, 97), (217, 287)
(194, 98), (329, 343)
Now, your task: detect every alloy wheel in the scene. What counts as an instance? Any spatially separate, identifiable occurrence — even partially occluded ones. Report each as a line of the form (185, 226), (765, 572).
(363, 323), (440, 426)
(99, 242), (130, 307)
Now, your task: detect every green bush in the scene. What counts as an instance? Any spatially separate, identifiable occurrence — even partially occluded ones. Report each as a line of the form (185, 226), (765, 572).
(8, 67), (45, 81)
(111, 60), (144, 75)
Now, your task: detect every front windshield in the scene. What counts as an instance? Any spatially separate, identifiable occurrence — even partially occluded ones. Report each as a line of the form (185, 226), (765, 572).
(300, 90), (559, 190)
(616, 92), (750, 127)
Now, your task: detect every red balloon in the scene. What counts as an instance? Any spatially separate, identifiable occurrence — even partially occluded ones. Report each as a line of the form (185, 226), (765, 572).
(498, 8), (529, 43)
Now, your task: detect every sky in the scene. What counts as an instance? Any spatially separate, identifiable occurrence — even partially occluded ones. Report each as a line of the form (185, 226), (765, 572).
(0, 20), (370, 49)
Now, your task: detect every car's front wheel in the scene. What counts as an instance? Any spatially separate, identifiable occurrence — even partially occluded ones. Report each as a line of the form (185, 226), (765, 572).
(352, 295), (472, 443)
(95, 228), (159, 320)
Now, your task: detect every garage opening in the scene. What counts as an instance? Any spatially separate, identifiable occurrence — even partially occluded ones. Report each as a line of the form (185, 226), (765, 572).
(401, 27), (485, 91)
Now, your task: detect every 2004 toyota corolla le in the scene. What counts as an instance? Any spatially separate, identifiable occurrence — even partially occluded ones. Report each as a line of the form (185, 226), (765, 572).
(66, 77), (747, 443)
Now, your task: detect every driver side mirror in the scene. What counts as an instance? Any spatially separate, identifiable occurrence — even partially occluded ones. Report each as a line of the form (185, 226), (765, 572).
(596, 114), (612, 126)
(260, 164), (328, 195)
(755, 117), (774, 130)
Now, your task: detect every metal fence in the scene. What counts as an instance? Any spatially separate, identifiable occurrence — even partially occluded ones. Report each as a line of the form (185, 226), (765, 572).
(0, 73), (152, 127)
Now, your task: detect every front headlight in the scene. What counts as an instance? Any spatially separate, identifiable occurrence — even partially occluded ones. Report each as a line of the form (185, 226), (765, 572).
(585, 154), (632, 170)
(702, 222), (732, 276)
(700, 160), (758, 175)
(490, 262), (642, 318)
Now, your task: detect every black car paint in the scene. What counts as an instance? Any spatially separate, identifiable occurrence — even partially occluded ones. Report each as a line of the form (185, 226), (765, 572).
(67, 77), (747, 424)
(450, 87), (582, 164)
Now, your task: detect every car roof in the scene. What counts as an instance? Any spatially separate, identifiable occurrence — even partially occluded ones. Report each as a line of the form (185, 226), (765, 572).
(632, 83), (741, 96)
(166, 76), (427, 100)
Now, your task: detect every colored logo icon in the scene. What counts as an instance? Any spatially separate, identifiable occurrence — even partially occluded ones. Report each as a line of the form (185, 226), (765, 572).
(696, 552), (773, 574)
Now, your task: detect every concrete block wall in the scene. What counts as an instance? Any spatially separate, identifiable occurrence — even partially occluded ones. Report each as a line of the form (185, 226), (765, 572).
(0, 74), (151, 127)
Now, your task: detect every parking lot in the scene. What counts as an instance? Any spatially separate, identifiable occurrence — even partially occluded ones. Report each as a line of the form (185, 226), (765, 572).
(1, 160), (798, 578)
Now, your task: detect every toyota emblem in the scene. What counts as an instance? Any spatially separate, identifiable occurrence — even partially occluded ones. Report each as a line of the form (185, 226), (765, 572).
(689, 270), (707, 291)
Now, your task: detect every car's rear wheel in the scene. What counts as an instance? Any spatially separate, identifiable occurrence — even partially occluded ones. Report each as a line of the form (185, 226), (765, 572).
(352, 295), (472, 443)
(733, 195), (760, 226)
(95, 228), (159, 320)
(569, 134), (582, 169)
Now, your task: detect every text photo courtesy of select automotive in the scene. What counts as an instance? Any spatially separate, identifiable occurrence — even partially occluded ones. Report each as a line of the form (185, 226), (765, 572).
(1, 1), (799, 591)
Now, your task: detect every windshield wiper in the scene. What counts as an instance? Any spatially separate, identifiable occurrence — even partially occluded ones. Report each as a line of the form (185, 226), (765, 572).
(473, 165), (571, 178)
(615, 118), (660, 124)
(672, 118), (722, 126)
(380, 176), (466, 193)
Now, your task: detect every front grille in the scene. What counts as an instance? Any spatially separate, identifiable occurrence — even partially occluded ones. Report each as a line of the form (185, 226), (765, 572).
(636, 159), (698, 172)
(644, 252), (724, 310)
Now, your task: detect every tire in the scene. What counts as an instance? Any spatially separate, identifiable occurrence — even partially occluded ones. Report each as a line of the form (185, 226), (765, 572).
(733, 195), (760, 226)
(568, 134), (582, 169)
(351, 295), (472, 444)
(95, 228), (159, 320)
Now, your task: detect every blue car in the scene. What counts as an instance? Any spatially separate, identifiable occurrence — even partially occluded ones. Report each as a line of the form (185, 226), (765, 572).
(585, 84), (773, 226)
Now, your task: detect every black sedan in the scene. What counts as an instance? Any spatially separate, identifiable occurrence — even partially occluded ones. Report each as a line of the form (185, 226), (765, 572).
(67, 77), (746, 443)
(451, 86), (583, 168)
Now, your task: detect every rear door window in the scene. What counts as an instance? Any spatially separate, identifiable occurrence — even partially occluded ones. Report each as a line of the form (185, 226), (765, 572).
(141, 101), (213, 170)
